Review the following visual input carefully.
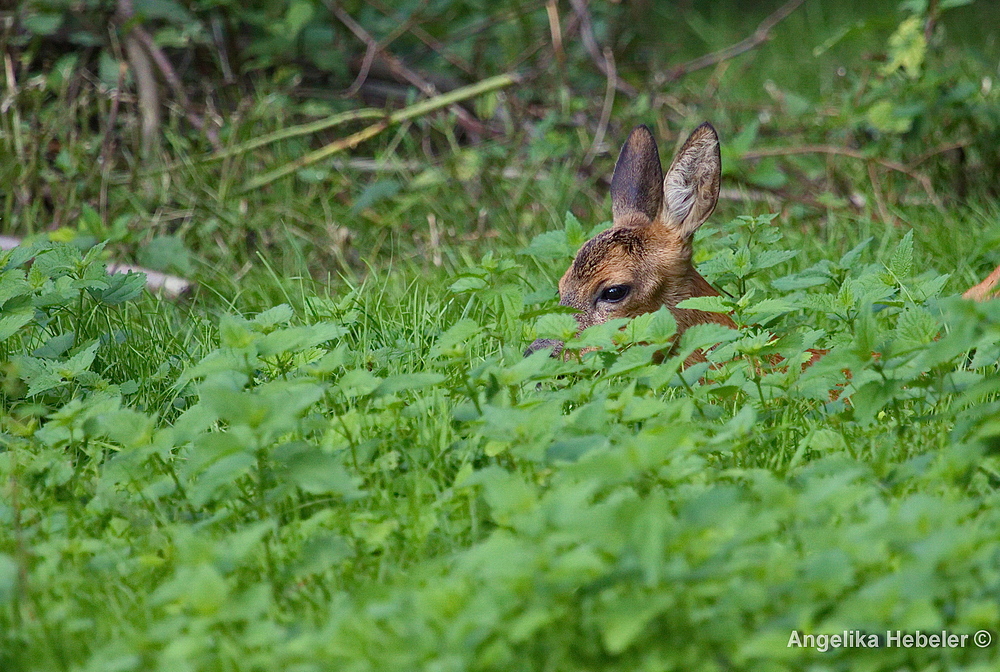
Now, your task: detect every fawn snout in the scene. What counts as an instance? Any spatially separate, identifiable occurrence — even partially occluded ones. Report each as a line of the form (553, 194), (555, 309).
(526, 122), (736, 359)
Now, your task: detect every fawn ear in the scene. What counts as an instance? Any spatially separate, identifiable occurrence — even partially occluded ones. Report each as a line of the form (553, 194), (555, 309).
(662, 122), (721, 239)
(611, 125), (664, 225)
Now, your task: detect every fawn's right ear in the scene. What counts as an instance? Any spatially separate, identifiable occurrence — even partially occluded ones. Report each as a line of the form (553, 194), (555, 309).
(661, 122), (721, 239)
(610, 125), (664, 226)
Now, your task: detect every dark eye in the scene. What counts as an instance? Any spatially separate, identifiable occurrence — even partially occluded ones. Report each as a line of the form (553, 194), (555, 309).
(599, 285), (630, 303)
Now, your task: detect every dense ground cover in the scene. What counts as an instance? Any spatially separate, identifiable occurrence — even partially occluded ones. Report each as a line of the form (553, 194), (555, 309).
(4, 0), (1000, 669)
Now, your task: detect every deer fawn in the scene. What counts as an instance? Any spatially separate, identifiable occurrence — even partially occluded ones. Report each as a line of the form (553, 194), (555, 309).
(526, 122), (735, 361)
(526, 122), (1000, 363)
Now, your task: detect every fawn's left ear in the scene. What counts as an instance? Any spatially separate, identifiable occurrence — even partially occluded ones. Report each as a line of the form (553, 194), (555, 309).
(610, 125), (664, 225)
(661, 122), (721, 239)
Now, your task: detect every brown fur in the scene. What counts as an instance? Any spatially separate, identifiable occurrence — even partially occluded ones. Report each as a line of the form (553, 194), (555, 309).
(526, 123), (735, 361)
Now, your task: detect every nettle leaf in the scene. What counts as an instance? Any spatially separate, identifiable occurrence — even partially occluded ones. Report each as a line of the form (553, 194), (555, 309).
(2, 243), (45, 271)
(189, 452), (256, 507)
(90, 270), (145, 305)
(32, 332), (75, 358)
(495, 351), (551, 386)
(894, 306), (940, 351)
(839, 237), (873, 268)
(14, 356), (64, 397)
(626, 307), (677, 345)
(254, 304), (294, 328)
(449, 276), (488, 294)
(92, 409), (156, 449)
(31, 244), (81, 279)
(888, 230), (914, 279)
(564, 211), (587, 248)
(430, 319), (482, 359)
(676, 296), (732, 313)
(0, 309), (34, 342)
(753, 250), (798, 271)
(282, 451), (362, 497)
(0, 269), (31, 305)
(375, 372), (445, 396)
(522, 229), (570, 260)
(336, 368), (382, 398)
(534, 313), (579, 342)
(59, 340), (99, 379)
(219, 315), (257, 349)
(258, 323), (348, 357)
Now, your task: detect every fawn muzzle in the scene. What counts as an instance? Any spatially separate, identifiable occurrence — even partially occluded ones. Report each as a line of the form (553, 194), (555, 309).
(524, 337), (565, 357)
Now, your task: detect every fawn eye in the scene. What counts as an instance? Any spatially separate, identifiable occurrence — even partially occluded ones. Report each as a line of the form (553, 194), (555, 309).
(599, 285), (630, 303)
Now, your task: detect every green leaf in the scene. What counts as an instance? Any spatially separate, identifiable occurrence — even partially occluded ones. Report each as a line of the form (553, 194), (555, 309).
(375, 373), (445, 396)
(430, 319), (482, 358)
(867, 100), (914, 134)
(881, 15), (926, 78)
(888, 230), (914, 279)
(254, 304), (294, 328)
(521, 229), (570, 260)
(449, 276), (488, 294)
(676, 296), (732, 313)
(534, 313), (579, 341)
(258, 323), (348, 357)
(0, 310), (33, 342)
(90, 271), (145, 305)
(61, 341), (100, 378)
(336, 369), (381, 398)
(137, 236), (192, 274)
(282, 451), (361, 497)
(0, 554), (17, 605)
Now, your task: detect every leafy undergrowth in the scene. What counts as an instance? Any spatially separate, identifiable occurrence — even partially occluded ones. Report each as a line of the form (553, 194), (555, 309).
(2, 215), (1000, 671)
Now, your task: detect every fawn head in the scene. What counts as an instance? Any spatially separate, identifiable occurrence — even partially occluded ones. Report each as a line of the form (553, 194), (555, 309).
(527, 122), (736, 357)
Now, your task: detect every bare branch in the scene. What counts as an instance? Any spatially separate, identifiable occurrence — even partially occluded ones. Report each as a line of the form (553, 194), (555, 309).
(326, 0), (490, 138)
(661, 0), (807, 83)
(568, 0), (637, 97)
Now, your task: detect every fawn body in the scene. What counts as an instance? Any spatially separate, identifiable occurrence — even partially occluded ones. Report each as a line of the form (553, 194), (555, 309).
(526, 123), (734, 359)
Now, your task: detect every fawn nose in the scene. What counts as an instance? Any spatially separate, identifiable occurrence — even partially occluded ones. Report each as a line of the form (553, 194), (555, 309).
(524, 338), (564, 358)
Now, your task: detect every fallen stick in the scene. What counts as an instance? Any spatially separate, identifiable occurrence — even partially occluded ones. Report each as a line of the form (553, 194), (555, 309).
(242, 72), (521, 192)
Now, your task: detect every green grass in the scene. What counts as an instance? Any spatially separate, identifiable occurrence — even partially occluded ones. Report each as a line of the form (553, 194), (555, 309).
(4, 1), (1000, 670)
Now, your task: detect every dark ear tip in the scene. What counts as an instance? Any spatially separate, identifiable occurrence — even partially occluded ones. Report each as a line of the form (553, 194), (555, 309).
(691, 122), (719, 142)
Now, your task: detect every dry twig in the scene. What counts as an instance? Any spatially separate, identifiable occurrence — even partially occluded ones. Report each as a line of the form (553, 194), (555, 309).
(582, 47), (616, 167)
(568, 0), (637, 97)
(326, 0), (489, 138)
(660, 0), (807, 83)
(242, 72), (520, 191)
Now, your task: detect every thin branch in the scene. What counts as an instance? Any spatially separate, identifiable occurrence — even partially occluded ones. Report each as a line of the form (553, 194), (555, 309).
(741, 144), (945, 211)
(867, 161), (895, 226)
(661, 0), (807, 83)
(546, 0), (565, 66)
(242, 72), (520, 191)
(910, 140), (968, 167)
(326, 0), (489, 138)
(568, 0), (637, 97)
(131, 26), (219, 147)
(582, 46), (616, 167)
(363, 0), (475, 75)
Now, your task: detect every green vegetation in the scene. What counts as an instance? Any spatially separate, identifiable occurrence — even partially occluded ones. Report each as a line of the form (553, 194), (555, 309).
(3, 0), (1000, 669)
